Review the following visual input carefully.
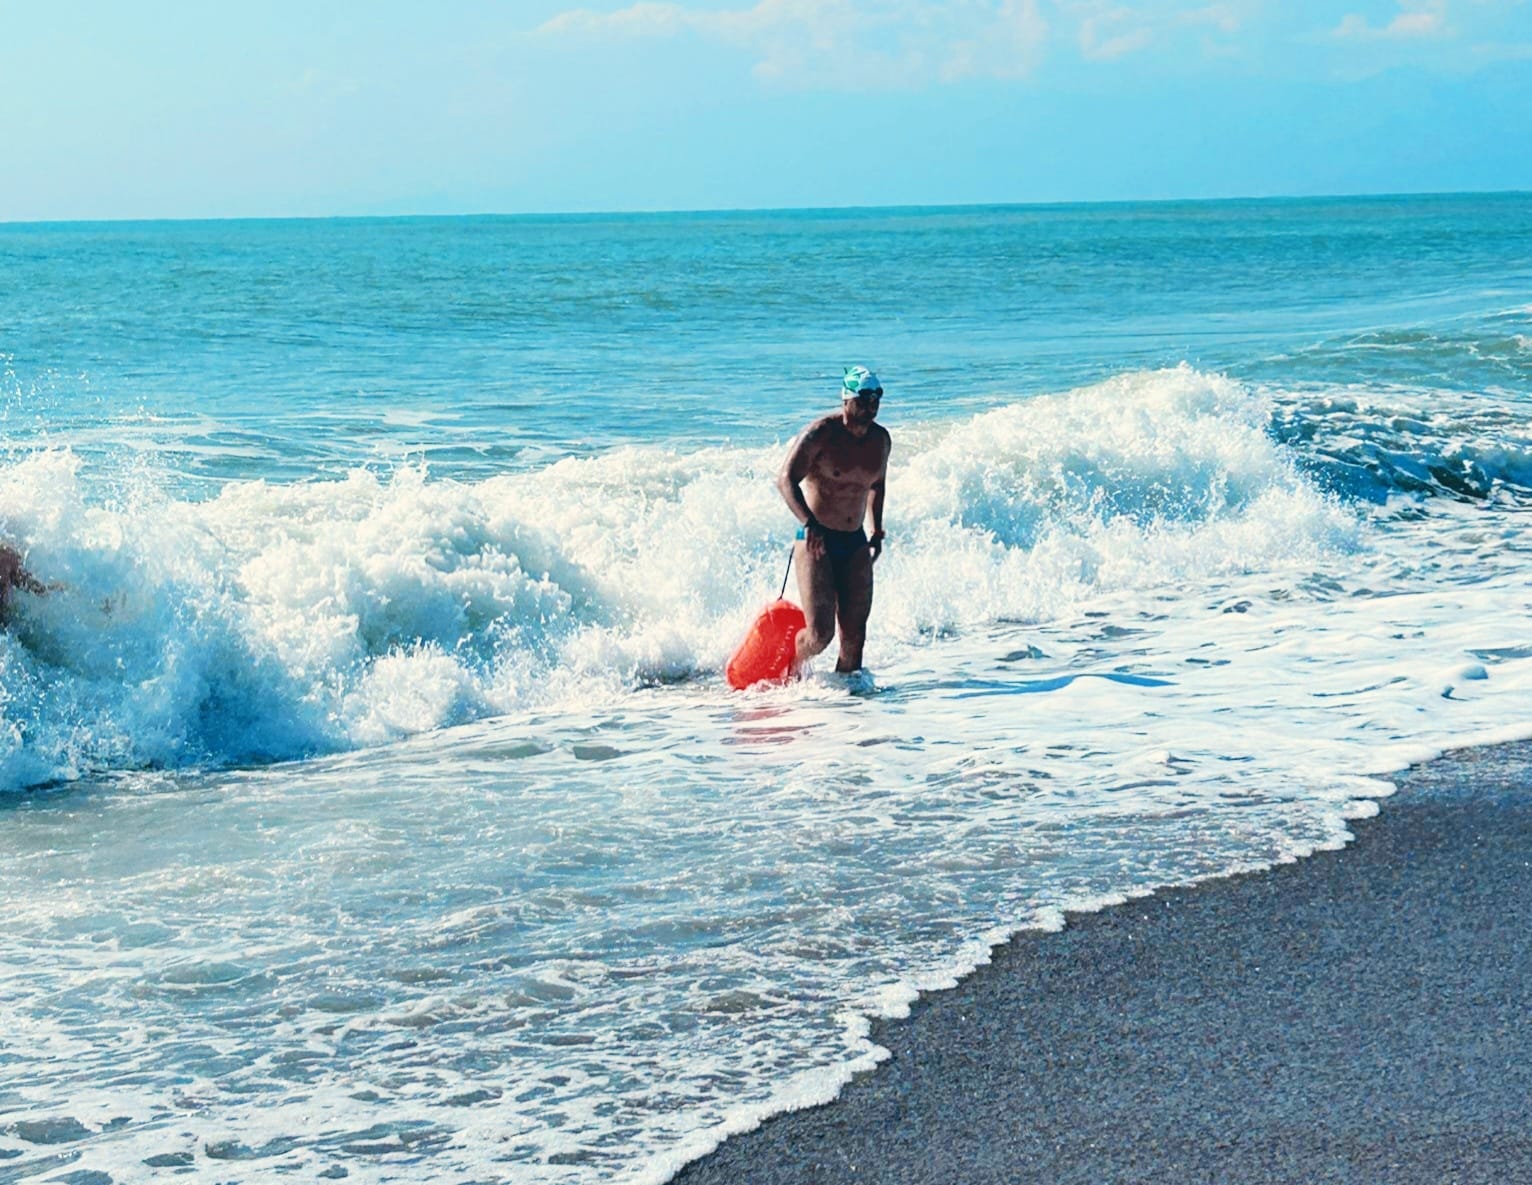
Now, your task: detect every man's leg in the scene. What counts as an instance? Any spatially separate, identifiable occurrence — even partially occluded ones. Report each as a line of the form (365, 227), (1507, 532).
(793, 538), (838, 668)
(833, 547), (874, 672)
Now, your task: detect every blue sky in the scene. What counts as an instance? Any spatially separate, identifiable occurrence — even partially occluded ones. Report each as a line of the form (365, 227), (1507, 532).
(3, 0), (1529, 220)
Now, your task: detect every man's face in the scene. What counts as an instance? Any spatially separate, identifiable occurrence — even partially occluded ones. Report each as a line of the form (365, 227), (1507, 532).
(844, 388), (881, 424)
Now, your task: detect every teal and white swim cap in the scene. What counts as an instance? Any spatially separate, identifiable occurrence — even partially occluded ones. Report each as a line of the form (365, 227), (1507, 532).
(842, 366), (882, 398)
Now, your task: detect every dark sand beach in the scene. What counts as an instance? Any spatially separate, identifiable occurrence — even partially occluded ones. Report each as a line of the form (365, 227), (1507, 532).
(674, 740), (1532, 1185)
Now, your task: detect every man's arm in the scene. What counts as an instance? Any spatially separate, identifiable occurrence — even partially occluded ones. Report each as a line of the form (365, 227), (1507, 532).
(776, 423), (823, 528)
(17, 568), (49, 596)
(866, 431), (890, 562)
(0, 546), (47, 596)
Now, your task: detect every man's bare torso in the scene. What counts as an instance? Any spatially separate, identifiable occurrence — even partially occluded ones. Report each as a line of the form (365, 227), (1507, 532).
(798, 415), (891, 532)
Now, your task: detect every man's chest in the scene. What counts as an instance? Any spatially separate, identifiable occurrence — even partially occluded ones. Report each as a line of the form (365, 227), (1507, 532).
(811, 444), (882, 484)
(808, 453), (882, 484)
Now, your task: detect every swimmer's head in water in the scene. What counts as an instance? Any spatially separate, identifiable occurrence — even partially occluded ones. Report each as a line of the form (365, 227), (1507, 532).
(842, 366), (882, 401)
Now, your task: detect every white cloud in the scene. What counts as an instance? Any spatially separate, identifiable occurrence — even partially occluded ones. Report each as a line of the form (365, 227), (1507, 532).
(1082, 26), (1152, 57)
(1332, 1), (1450, 40)
(1471, 38), (1532, 62)
(532, 0), (1262, 81)
(534, 0), (1048, 86)
(1079, 8), (1154, 59)
(939, 1), (1050, 80)
(538, 2), (691, 37)
(1068, 0), (1245, 62)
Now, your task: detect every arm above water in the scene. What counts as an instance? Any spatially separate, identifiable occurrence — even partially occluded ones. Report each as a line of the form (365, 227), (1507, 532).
(777, 421), (829, 558)
(866, 431), (890, 562)
(0, 546), (50, 597)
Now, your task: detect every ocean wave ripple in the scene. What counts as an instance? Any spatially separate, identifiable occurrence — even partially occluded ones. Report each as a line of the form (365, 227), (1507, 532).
(0, 365), (1526, 792)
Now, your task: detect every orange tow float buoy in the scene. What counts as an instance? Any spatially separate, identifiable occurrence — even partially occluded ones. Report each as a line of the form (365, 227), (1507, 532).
(726, 598), (806, 690)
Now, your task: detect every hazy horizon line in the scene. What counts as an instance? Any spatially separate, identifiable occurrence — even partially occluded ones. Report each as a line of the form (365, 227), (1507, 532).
(5, 187), (1530, 230)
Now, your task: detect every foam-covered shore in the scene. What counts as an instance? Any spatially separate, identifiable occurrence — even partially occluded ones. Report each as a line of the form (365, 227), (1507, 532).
(671, 739), (1532, 1185)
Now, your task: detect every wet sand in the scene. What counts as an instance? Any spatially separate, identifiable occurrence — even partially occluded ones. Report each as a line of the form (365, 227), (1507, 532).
(673, 740), (1532, 1185)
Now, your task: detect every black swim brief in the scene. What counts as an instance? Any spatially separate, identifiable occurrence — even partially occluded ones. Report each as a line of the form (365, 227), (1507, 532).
(816, 524), (868, 564)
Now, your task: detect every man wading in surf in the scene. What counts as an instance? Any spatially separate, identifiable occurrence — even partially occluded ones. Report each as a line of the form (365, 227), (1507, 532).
(776, 366), (891, 673)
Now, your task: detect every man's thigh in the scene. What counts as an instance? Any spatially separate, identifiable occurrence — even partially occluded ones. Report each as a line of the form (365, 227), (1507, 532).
(835, 548), (874, 635)
(795, 540), (838, 636)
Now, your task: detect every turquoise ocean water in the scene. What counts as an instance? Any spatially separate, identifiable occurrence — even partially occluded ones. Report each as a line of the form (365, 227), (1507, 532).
(2, 195), (1530, 1181)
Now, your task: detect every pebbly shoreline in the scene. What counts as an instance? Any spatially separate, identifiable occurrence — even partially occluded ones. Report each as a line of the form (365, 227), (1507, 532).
(671, 740), (1532, 1185)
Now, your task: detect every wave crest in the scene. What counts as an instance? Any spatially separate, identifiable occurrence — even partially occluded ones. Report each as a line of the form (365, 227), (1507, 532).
(15, 366), (1511, 790)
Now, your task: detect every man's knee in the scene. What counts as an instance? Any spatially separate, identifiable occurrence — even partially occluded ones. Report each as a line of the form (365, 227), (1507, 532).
(799, 619), (834, 656)
(837, 586), (872, 639)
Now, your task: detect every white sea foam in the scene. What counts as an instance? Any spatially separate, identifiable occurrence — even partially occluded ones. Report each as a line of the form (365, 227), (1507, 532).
(0, 366), (1404, 791)
(1, 367), (1529, 1183)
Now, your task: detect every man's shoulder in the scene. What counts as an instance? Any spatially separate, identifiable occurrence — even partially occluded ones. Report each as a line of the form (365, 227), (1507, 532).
(800, 414), (840, 441)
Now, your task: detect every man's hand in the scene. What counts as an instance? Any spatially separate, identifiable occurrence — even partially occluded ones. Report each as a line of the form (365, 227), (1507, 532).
(869, 530), (884, 564)
(803, 519), (827, 559)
